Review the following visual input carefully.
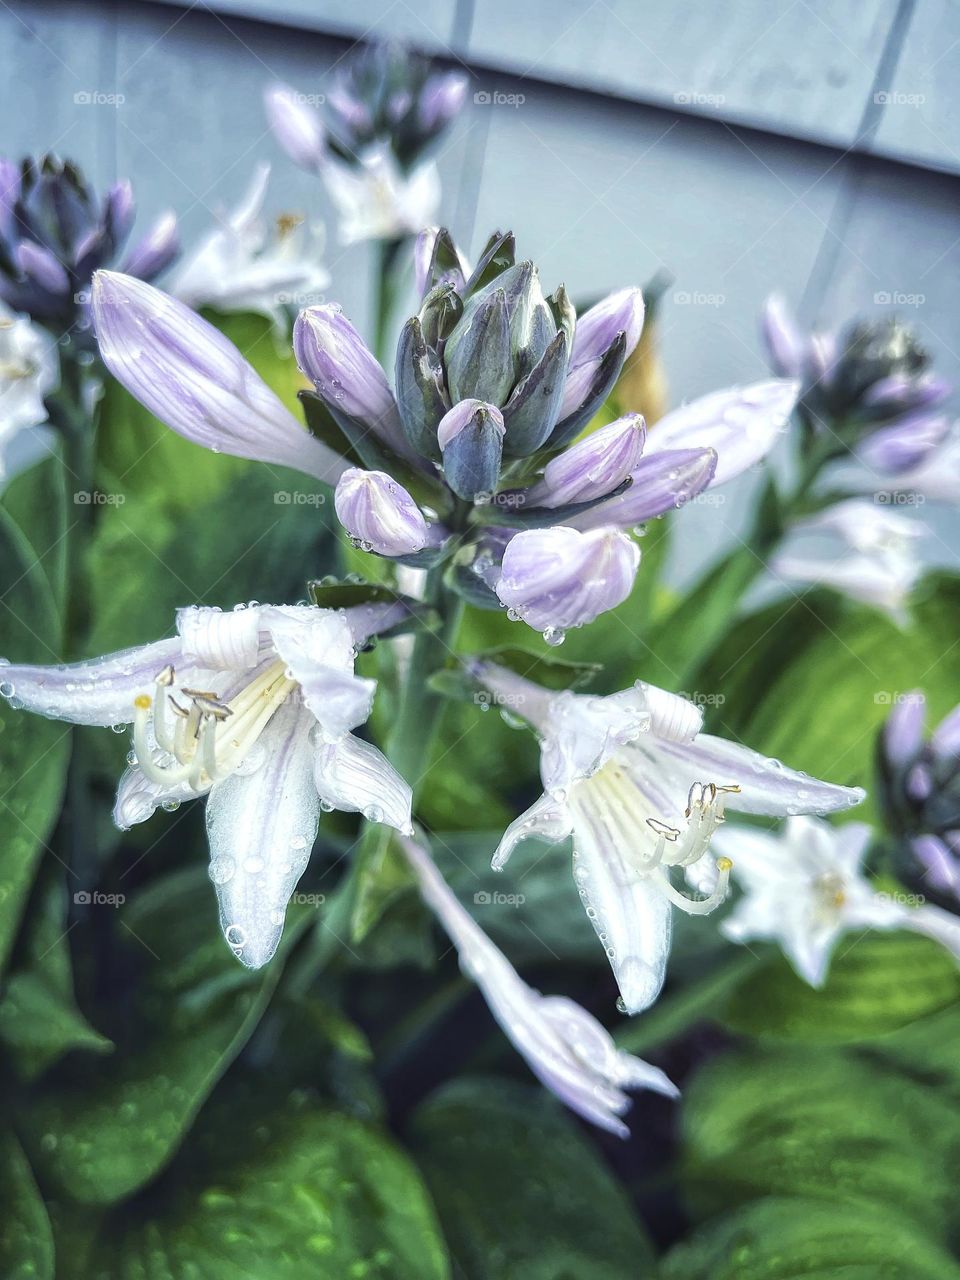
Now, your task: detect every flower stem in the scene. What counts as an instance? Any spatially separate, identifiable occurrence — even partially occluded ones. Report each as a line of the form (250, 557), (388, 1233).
(372, 236), (406, 366)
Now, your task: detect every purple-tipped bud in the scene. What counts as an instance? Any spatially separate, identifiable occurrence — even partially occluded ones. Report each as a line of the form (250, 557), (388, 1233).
(0, 158), (20, 239)
(414, 226), (469, 300)
(264, 83), (326, 173)
(294, 304), (401, 436)
(911, 834), (960, 894)
(932, 705), (960, 760)
(15, 240), (69, 294)
(883, 691), (925, 767)
(527, 414), (645, 508)
(569, 447), (717, 530)
(859, 411), (951, 473)
(92, 270), (347, 483)
(495, 525), (640, 633)
(334, 467), (428, 556)
(862, 372), (951, 417)
(418, 72), (469, 131)
(438, 398), (505, 500)
(570, 287), (644, 369)
(120, 210), (179, 281)
(761, 294), (804, 378)
(104, 180), (135, 245)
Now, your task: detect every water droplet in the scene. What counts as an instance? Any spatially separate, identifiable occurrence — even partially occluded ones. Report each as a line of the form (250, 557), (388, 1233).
(161, 799), (180, 812)
(542, 626), (565, 647)
(0, 681), (15, 698)
(209, 857), (236, 886)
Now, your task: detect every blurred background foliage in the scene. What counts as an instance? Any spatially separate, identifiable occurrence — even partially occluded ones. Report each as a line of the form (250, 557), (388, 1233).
(0, 298), (958, 1279)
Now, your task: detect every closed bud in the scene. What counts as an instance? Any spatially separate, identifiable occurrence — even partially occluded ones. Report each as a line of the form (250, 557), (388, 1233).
(444, 287), (514, 406)
(394, 316), (447, 461)
(264, 83), (326, 173)
(526, 414), (645, 508)
(120, 210), (179, 281)
(501, 331), (568, 456)
(418, 281), (462, 349)
(438, 399), (505, 500)
(570, 287), (644, 369)
(334, 467), (429, 556)
(761, 294), (804, 378)
(414, 226), (469, 299)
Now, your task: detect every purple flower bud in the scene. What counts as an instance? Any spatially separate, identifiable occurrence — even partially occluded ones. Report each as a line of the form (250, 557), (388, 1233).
(264, 83), (326, 173)
(496, 525), (640, 632)
(569, 447), (717, 530)
(334, 467), (428, 556)
(120, 210), (179, 281)
(0, 158), (20, 239)
(418, 72), (469, 132)
(932, 704), (960, 760)
(15, 240), (69, 295)
(859, 411), (950, 473)
(326, 85), (374, 135)
(570, 287), (644, 369)
(438, 398), (505, 499)
(911, 834), (960, 894)
(883, 690), (925, 766)
(92, 270), (347, 483)
(526, 414), (645, 508)
(294, 305), (408, 455)
(862, 372), (951, 416)
(104, 179), (135, 245)
(761, 294), (804, 378)
(906, 762), (934, 802)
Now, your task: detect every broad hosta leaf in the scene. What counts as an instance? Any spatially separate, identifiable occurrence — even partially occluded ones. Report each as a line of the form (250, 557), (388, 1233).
(0, 507), (70, 978)
(1, 451), (68, 615)
(691, 575), (960, 821)
(77, 1086), (449, 1280)
(20, 868), (308, 1205)
(721, 930), (960, 1043)
(0, 1129), (54, 1280)
(660, 1196), (960, 1280)
(869, 1000), (960, 1094)
(680, 1047), (960, 1238)
(408, 1078), (654, 1279)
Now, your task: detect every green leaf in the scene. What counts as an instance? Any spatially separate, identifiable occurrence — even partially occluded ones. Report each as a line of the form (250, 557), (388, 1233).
(0, 1129), (54, 1280)
(720, 930), (960, 1043)
(691, 575), (960, 822)
(1, 451), (68, 615)
(408, 1078), (654, 1279)
(680, 1046), (960, 1237)
(78, 1086), (450, 1280)
(20, 868), (309, 1205)
(0, 506), (71, 979)
(660, 1196), (960, 1280)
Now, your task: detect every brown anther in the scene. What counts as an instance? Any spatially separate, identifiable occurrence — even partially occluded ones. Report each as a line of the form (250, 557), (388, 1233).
(155, 664), (175, 687)
(646, 817), (680, 841)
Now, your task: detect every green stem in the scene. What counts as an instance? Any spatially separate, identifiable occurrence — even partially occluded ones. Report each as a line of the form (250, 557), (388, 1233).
(372, 236), (406, 366)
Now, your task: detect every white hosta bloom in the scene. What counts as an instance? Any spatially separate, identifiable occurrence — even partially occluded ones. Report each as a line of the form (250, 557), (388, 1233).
(171, 163), (329, 331)
(772, 498), (924, 622)
(716, 816), (960, 986)
(323, 147), (440, 245)
(477, 665), (864, 1014)
(1, 602), (412, 968)
(401, 834), (677, 1137)
(0, 300), (58, 481)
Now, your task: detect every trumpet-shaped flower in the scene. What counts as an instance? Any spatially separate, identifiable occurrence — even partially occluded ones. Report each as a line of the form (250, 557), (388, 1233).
(171, 164), (329, 331)
(323, 148), (441, 246)
(0, 300), (58, 480)
(401, 834), (678, 1137)
(475, 664), (864, 1013)
(0, 602), (412, 969)
(716, 816), (960, 986)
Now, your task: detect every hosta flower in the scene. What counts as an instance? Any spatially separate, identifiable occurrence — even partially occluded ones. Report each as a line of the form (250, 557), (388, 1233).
(761, 294), (952, 472)
(716, 816), (960, 986)
(0, 602), (412, 968)
(401, 834), (678, 1136)
(265, 42), (467, 244)
(771, 497), (923, 621)
(475, 663), (864, 1012)
(171, 163), (328, 330)
(0, 299), (58, 480)
(0, 154), (178, 333)
(877, 691), (960, 901)
(872, 421), (960, 503)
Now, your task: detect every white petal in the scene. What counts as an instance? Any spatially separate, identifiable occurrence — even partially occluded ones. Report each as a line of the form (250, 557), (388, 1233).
(205, 700), (320, 969)
(637, 682), (703, 742)
(903, 903), (960, 963)
(541, 690), (649, 793)
(0, 638), (182, 727)
(264, 607), (374, 738)
(112, 765), (203, 828)
(176, 605), (263, 670)
(313, 733), (412, 831)
(492, 793), (573, 871)
(647, 379), (799, 485)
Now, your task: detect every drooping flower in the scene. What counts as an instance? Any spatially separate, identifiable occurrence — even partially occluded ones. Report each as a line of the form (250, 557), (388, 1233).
(716, 816), (960, 986)
(877, 690), (960, 901)
(770, 497), (923, 621)
(474, 663), (864, 1013)
(400, 833), (678, 1137)
(0, 299), (58, 480)
(265, 42), (467, 245)
(0, 602), (412, 968)
(0, 155), (178, 335)
(171, 163), (328, 331)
